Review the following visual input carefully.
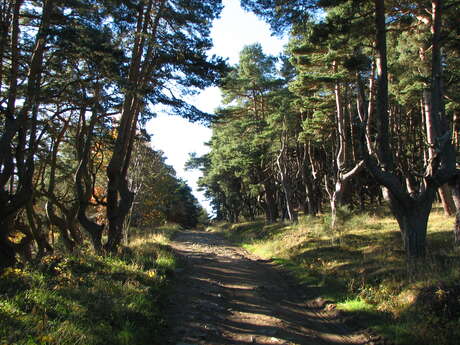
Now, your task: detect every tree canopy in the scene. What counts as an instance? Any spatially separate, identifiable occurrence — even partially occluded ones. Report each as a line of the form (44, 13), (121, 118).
(0, 0), (225, 267)
(190, 0), (460, 259)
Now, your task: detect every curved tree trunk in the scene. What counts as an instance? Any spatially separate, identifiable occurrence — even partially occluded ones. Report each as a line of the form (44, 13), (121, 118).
(423, 91), (456, 216)
(26, 201), (53, 258)
(106, 0), (165, 252)
(364, 0), (455, 259)
(0, 0), (54, 268)
(329, 61), (364, 230)
(75, 104), (104, 253)
(46, 201), (76, 252)
(331, 161), (365, 230)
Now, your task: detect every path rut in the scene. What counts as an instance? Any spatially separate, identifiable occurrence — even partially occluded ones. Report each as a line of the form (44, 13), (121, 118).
(161, 230), (369, 345)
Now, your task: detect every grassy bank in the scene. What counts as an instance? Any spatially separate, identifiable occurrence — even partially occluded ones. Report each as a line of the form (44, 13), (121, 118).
(212, 206), (460, 345)
(0, 224), (180, 345)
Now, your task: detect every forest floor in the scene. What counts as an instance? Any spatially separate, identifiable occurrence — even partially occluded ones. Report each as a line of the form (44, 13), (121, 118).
(161, 230), (371, 345)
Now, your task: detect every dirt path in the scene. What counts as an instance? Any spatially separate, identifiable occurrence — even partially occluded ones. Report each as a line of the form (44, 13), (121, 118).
(161, 230), (369, 345)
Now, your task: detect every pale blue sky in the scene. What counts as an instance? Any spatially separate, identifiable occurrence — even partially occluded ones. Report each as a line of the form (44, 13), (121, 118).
(146, 0), (287, 212)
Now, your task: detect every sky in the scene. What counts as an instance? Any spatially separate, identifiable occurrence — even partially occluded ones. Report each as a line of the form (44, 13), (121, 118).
(146, 0), (287, 213)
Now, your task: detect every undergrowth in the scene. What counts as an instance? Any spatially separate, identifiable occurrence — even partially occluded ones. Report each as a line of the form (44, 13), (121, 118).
(213, 206), (460, 345)
(0, 225), (180, 345)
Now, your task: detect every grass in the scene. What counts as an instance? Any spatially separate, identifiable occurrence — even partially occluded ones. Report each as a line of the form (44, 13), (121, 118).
(0, 224), (180, 345)
(213, 205), (460, 345)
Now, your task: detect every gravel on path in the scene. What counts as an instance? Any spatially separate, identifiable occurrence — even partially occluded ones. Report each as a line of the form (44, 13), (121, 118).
(161, 230), (370, 345)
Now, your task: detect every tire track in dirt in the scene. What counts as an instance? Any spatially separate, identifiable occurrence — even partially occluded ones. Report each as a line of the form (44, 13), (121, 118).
(161, 230), (369, 345)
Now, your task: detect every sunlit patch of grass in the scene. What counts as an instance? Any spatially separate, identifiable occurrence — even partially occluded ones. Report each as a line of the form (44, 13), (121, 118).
(337, 298), (374, 312)
(213, 205), (459, 345)
(0, 224), (180, 345)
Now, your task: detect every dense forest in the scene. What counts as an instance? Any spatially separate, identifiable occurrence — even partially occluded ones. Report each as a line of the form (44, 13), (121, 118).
(189, 0), (460, 259)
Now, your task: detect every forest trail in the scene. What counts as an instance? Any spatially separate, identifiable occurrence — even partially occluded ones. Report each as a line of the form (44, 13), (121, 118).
(161, 230), (370, 345)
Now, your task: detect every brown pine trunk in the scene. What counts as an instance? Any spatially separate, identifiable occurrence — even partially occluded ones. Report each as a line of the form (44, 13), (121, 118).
(263, 181), (278, 223)
(26, 202), (53, 258)
(303, 142), (321, 215)
(367, 0), (428, 259)
(277, 132), (297, 223)
(44, 118), (78, 252)
(106, 0), (166, 252)
(365, 0), (454, 259)
(75, 105), (104, 253)
(0, 0), (55, 267)
(423, 89), (456, 216)
(373, 0), (392, 170)
(390, 190), (435, 258)
(449, 174), (460, 244)
(330, 64), (364, 229)
(438, 185), (456, 216)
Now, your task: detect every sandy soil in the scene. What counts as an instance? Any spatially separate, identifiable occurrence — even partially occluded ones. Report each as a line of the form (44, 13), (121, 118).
(161, 230), (371, 345)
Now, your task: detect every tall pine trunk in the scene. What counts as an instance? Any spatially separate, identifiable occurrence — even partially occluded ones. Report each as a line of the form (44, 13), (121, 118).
(106, 0), (165, 252)
(277, 131), (297, 223)
(330, 63), (364, 230)
(423, 90), (456, 216)
(0, 0), (54, 268)
(366, 0), (455, 259)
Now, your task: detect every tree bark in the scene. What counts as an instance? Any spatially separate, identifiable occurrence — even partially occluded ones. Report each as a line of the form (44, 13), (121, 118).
(364, 0), (455, 259)
(448, 173), (460, 244)
(276, 130), (297, 223)
(106, 0), (165, 252)
(44, 117), (80, 252)
(75, 104), (104, 253)
(390, 191), (435, 258)
(26, 201), (53, 258)
(331, 161), (365, 229)
(0, 0), (54, 267)
(301, 160), (318, 215)
(263, 180), (278, 223)
(373, 0), (392, 171)
(423, 91), (456, 216)
(330, 63), (364, 229)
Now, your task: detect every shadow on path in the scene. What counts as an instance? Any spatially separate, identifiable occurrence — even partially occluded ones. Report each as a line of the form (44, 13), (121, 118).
(161, 230), (369, 345)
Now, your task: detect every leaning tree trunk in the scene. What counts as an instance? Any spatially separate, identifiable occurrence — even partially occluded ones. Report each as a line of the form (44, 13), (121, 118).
(331, 162), (365, 229)
(0, 0), (54, 268)
(301, 165), (318, 215)
(26, 201), (53, 258)
(45, 118), (78, 252)
(423, 90), (456, 216)
(106, 0), (165, 252)
(330, 64), (365, 230)
(75, 105), (104, 253)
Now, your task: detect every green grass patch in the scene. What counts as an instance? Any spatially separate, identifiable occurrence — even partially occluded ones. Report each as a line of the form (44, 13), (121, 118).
(212, 206), (460, 345)
(0, 225), (180, 345)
